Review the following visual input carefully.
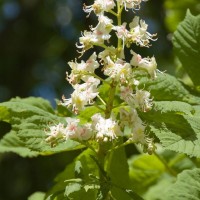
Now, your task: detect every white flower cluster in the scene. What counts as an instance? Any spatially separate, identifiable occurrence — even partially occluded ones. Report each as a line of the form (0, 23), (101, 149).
(46, 0), (158, 153)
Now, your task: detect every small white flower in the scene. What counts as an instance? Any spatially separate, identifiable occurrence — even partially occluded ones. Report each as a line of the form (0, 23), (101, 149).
(120, 86), (134, 105)
(77, 123), (93, 140)
(92, 15), (113, 41)
(118, 0), (148, 10)
(133, 89), (153, 112)
(128, 16), (157, 47)
(45, 123), (65, 146)
(64, 118), (80, 139)
(113, 23), (129, 48)
(98, 46), (120, 63)
(67, 53), (99, 85)
(119, 108), (146, 143)
(62, 77), (100, 113)
(91, 113), (122, 142)
(65, 118), (93, 141)
(104, 56), (132, 83)
(120, 108), (142, 127)
(131, 122), (146, 144)
(83, 0), (116, 16)
(130, 50), (157, 79)
(76, 31), (101, 54)
(68, 52), (99, 73)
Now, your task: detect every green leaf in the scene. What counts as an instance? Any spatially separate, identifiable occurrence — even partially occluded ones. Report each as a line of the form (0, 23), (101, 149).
(78, 106), (102, 124)
(150, 122), (200, 158)
(10, 97), (55, 114)
(144, 176), (175, 200)
(28, 192), (45, 200)
(164, 168), (200, 200)
(0, 97), (83, 157)
(140, 101), (195, 134)
(0, 131), (39, 157)
(138, 73), (200, 104)
(108, 147), (143, 200)
(97, 82), (110, 103)
(46, 149), (98, 200)
(140, 101), (200, 158)
(173, 10), (200, 86)
(128, 154), (165, 194)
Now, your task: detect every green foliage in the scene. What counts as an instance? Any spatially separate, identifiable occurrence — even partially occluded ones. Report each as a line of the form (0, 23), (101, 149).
(0, 131), (39, 157)
(138, 73), (200, 104)
(140, 101), (200, 158)
(78, 106), (102, 124)
(164, 168), (200, 200)
(45, 149), (98, 200)
(173, 10), (200, 86)
(108, 147), (142, 200)
(144, 177), (175, 200)
(129, 154), (165, 194)
(0, 97), (83, 157)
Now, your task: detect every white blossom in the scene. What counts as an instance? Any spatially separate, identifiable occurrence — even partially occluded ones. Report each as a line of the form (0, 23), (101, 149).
(128, 16), (157, 47)
(61, 77), (100, 113)
(104, 56), (132, 83)
(65, 118), (93, 140)
(98, 46), (117, 63)
(113, 23), (129, 48)
(76, 31), (101, 54)
(133, 89), (153, 112)
(45, 123), (66, 146)
(46, 118), (93, 145)
(91, 113), (122, 142)
(83, 0), (116, 16)
(118, 0), (148, 10)
(91, 15), (113, 41)
(119, 108), (146, 143)
(130, 50), (157, 79)
(67, 53), (99, 85)
(120, 86), (134, 105)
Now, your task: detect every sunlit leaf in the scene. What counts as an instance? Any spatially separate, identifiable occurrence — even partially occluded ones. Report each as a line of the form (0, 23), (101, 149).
(0, 97), (83, 157)
(173, 10), (200, 86)
(138, 73), (200, 104)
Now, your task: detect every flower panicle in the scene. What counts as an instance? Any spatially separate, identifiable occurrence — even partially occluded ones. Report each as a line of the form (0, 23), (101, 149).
(45, 0), (160, 154)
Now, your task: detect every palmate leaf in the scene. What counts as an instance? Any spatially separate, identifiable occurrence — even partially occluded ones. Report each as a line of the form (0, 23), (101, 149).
(164, 168), (200, 200)
(141, 101), (200, 158)
(0, 97), (83, 157)
(173, 10), (200, 86)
